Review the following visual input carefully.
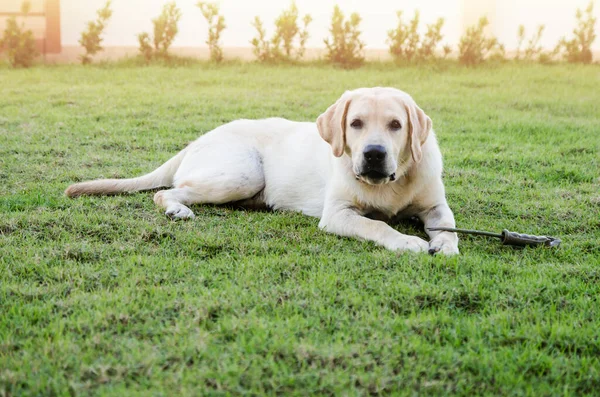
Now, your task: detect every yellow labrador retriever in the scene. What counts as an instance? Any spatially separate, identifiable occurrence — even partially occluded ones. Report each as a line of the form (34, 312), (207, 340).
(66, 87), (459, 255)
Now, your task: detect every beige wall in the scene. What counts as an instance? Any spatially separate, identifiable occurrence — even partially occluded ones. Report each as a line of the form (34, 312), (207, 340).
(0, 0), (46, 38)
(1, 0), (45, 13)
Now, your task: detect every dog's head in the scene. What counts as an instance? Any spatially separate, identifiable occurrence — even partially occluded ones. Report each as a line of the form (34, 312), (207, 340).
(317, 87), (431, 185)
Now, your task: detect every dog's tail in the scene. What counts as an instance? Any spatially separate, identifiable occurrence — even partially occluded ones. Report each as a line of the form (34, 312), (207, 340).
(65, 149), (187, 198)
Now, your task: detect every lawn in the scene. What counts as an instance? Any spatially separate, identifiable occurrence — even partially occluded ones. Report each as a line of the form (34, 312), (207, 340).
(1, 62), (599, 396)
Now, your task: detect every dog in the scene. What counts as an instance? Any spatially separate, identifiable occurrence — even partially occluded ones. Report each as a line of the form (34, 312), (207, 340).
(66, 87), (459, 255)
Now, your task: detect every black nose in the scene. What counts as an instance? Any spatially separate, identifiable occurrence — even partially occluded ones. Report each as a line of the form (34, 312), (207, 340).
(363, 145), (387, 164)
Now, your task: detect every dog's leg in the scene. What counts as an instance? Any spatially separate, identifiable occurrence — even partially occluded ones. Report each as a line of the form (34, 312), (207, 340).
(153, 188), (198, 219)
(154, 146), (265, 220)
(319, 203), (429, 253)
(419, 202), (459, 255)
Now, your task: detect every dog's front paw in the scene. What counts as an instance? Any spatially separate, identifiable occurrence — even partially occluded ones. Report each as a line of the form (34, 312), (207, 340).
(428, 239), (459, 256)
(388, 236), (429, 253)
(165, 204), (195, 220)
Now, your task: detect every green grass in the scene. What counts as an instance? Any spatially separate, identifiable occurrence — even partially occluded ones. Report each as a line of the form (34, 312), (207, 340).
(1, 62), (599, 396)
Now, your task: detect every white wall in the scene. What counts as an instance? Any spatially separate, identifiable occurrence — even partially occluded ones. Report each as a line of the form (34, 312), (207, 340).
(59, 0), (599, 50)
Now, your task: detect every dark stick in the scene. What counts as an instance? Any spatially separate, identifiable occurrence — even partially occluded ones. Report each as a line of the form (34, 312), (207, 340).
(427, 227), (502, 239)
(427, 227), (561, 248)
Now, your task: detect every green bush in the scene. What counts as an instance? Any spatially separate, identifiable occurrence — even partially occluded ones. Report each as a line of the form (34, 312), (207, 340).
(442, 45), (452, 59)
(0, 1), (37, 68)
(387, 10), (446, 63)
(323, 5), (364, 68)
(458, 17), (504, 66)
(137, 2), (182, 62)
(137, 32), (154, 62)
(555, 1), (596, 64)
(515, 25), (547, 62)
(250, 2), (312, 62)
(420, 16), (445, 61)
(250, 17), (270, 62)
(78, 1), (112, 64)
(197, 1), (226, 63)
(387, 11), (420, 62)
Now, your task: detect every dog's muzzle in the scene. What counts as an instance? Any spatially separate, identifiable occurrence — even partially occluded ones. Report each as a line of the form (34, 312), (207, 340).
(356, 170), (396, 185)
(357, 145), (396, 184)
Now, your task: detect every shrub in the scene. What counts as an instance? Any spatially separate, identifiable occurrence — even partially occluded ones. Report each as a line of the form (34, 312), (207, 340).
(555, 1), (596, 64)
(295, 15), (312, 59)
(274, 3), (312, 60)
(137, 32), (154, 62)
(197, 1), (226, 63)
(515, 24), (545, 62)
(153, 2), (182, 57)
(458, 17), (504, 66)
(387, 11), (420, 62)
(420, 17), (445, 60)
(250, 2), (312, 62)
(137, 2), (182, 61)
(250, 17), (271, 62)
(0, 1), (37, 68)
(78, 1), (112, 64)
(442, 45), (452, 59)
(323, 5), (365, 68)
(387, 10), (446, 63)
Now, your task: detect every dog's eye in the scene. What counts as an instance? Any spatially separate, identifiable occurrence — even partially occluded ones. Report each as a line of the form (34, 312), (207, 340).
(350, 119), (363, 129)
(389, 120), (402, 130)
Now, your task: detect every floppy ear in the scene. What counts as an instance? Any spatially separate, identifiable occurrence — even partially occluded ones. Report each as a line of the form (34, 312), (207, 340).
(405, 102), (432, 163)
(316, 94), (352, 157)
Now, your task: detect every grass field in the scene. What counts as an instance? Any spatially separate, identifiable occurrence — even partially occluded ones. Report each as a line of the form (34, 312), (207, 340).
(1, 62), (599, 396)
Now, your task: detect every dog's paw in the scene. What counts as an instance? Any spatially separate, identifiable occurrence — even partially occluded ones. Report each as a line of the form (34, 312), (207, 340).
(428, 240), (459, 256)
(165, 204), (195, 220)
(388, 236), (429, 253)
